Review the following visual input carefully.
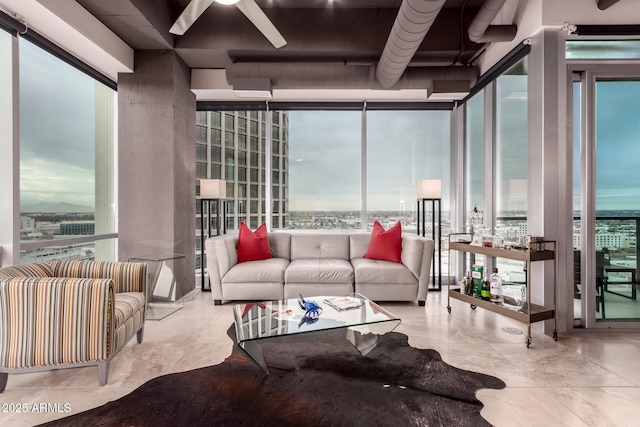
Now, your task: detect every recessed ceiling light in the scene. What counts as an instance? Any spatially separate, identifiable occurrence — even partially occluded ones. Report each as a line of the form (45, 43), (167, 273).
(215, 0), (239, 5)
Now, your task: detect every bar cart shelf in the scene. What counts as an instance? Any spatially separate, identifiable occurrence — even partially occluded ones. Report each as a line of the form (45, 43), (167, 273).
(447, 233), (557, 347)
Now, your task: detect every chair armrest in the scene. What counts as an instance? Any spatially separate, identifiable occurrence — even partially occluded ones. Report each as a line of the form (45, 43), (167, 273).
(49, 260), (146, 294)
(401, 234), (435, 301)
(0, 277), (115, 368)
(205, 234), (239, 301)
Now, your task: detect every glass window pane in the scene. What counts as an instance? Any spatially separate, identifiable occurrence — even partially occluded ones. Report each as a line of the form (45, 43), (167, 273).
(465, 92), (485, 226)
(367, 110), (450, 235)
(212, 129), (221, 145)
(566, 40), (640, 60)
(225, 113), (234, 129)
(495, 57), (528, 279)
(211, 146), (221, 162)
(196, 125), (207, 142)
(594, 80), (640, 320)
(196, 144), (207, 161)
(281, 110), (361, 230)
(212, 111), (221, 127)
(19, 39), (116, 262)
(495, 58), (528, 239)
(196, 111), (207, 125)
(196, 162), (207, 178)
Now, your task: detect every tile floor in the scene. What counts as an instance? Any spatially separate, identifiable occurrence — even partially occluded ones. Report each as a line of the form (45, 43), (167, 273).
(1, 290), (639, 426)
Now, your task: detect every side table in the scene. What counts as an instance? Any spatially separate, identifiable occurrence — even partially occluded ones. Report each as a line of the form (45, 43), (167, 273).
(128, 253), (186, 320)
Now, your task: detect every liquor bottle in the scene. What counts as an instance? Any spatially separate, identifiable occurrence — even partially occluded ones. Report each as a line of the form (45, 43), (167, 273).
(481, 279), (491, 301)
(489, 267), (504, 304)
(465, 271), (473, 295)
(471, 265), (483, 298)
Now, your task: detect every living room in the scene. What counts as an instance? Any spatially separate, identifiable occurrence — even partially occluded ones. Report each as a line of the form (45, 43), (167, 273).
(1, 0), (640, 425)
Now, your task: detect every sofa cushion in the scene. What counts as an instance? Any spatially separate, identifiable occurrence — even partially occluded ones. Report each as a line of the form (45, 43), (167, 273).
(269, 232), (291, 260)
(285, 259), (354, 284)
(290, 234), (350, 260)
(0, 263), (54, 279)
(364, 221), (402, 263)
(223, 258), (289, 284)
(114, 292), (146, 327)
(352, 258), (417, 285)
(237, 223), (273, 263)
(349, 234), (371, 259)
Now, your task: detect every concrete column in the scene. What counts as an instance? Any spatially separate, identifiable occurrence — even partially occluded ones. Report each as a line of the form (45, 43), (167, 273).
(527, 28), (569, 334)
(118, 50), (196, 297)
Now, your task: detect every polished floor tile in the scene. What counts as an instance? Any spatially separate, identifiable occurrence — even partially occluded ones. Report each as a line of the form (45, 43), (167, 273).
(1, 290), (639, 426)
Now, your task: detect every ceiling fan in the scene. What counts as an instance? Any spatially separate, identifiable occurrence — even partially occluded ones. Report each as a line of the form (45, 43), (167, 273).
(170, 0), (287, 49)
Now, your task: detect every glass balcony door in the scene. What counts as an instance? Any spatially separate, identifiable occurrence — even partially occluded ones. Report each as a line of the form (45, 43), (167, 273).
(572, 66), (640, 328)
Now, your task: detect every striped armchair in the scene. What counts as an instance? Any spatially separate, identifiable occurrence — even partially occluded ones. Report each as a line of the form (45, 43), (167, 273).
(0, 260), (146, 392)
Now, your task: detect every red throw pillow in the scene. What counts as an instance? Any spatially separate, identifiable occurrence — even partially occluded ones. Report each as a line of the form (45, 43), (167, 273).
(237, 222), (273, 263)
(364, 221), (402, 263)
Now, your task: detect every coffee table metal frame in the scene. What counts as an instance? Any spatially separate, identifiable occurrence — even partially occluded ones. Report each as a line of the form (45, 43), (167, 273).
(232, 293), (401, 374)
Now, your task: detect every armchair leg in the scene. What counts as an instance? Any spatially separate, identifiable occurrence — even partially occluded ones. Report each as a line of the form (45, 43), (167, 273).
(0, 372), (7, 392)
(98, 361), (109, 386)
(418, 300), (426, 307)
(214, 300), (222, 305)
(137, 326), (144, 344)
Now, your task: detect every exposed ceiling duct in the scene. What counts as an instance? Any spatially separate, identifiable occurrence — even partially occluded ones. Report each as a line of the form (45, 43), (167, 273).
(375, 0), (446, 89)
(468, 0), (517, 43)
(596, 0), (621, 10)
(226, 62), (478, 91)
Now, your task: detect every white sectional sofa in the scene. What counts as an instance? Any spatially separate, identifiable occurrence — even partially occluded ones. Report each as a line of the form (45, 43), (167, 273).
(205, 231), (435, 306)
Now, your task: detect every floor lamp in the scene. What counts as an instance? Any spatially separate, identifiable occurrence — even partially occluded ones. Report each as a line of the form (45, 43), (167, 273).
(417, 179), (442, 291)
(199, 179), (227, 292)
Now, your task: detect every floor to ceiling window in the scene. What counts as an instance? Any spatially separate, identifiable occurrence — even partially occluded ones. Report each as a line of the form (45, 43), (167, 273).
(464, 92), (485, 230)
(282, 110), (362, 230)
(195, 105), (453, 287)
(18, 38), (117, 263)
(494, 57), (528, 241)
(593, 79), (640, 320)
(494, 57), (528, 283)
(569, 39), (640, 327)
(366, 110), (450, 233)
(461, 54), (529, 285)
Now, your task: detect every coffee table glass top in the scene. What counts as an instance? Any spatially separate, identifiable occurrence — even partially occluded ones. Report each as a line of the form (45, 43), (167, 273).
(232, 293), (401, 374)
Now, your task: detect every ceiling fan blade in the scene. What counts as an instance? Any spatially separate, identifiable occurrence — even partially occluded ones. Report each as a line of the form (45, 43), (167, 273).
(170, 0), (216, 35)
(235, 0), (287, 49)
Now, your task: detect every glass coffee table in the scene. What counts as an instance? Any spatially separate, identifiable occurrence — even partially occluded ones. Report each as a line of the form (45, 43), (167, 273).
(232, 293), (401, 374)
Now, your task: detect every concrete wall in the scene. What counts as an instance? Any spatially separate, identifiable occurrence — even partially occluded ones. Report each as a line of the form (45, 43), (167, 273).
(118, 50), (196, 297)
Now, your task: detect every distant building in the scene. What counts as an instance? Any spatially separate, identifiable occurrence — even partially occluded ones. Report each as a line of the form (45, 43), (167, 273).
(195, 110), (289, 270)
(60, 221), (95, 235)
(20, 216), (36, 230)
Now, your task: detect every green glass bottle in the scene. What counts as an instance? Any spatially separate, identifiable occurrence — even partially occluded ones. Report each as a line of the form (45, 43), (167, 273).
(481, 279), (491, 301)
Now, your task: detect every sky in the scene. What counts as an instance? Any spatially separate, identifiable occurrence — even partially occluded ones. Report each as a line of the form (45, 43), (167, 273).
(573, 80), (640, 211)
(19, 39), (97, 210)
(287, 110), (450, 211)
(17, 38), (640, 214)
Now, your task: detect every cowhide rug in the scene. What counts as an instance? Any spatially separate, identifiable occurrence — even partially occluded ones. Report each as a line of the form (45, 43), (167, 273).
(41, 325), (505, 426)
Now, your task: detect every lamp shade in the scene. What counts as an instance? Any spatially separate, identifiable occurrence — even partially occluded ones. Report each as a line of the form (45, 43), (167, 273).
(417, 179), (442, 199)
(200, 179), (227, 199)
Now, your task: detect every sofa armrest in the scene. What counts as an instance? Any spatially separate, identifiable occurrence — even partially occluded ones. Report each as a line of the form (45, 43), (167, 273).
(401, 234), (435, 302)
(205, 233), (239, 301)
(0, 277), (115, 369)
(49, 260), (146, 295)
